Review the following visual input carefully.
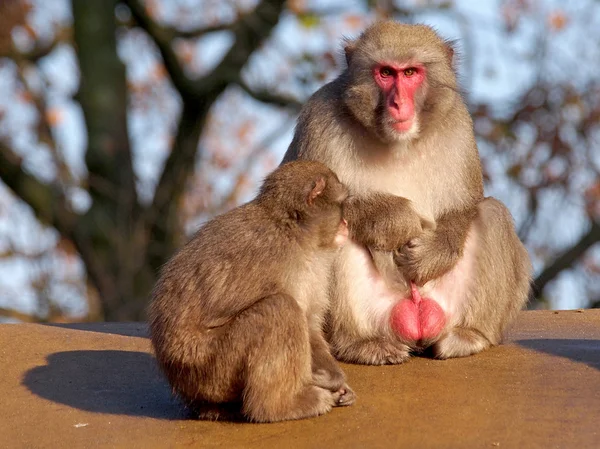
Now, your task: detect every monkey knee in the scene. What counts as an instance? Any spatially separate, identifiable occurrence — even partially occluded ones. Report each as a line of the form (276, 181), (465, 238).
(241, 294), (309, 352)
(243, 293), (301, 322)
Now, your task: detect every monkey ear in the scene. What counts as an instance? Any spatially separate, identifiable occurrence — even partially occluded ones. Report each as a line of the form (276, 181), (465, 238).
(343, 38), (356, 66)
(444, 39), (457, 66)
(307, 177), (327, 205)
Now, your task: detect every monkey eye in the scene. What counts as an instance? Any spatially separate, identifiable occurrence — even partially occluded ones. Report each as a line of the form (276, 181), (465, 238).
(403, 67), (417, 77)
(379, 67), (394, 77)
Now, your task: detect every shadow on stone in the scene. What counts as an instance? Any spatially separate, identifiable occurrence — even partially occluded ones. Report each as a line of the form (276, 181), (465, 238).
(23, 350), (186, 419)
(42, 323), (149, 338)
(515, 339), (600, 370)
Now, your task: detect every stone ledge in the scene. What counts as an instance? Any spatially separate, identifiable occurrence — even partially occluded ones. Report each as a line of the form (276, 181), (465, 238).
(1, 310), (599, 449)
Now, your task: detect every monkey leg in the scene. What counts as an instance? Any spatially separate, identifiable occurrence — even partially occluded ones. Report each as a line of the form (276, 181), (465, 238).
(168, 294), (342, 422)
(326, 243), (413, 365)
(325, 198), (530, 365)
(238, 294), (340, 422)
(429, 197), (532, 359)
(310, 330), (356, 406)
(332, 336), (411, 365)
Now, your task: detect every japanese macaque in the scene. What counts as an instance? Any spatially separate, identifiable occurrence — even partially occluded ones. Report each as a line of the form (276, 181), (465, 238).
(282, 21), (532, 365)
(149, 161), (355, 423)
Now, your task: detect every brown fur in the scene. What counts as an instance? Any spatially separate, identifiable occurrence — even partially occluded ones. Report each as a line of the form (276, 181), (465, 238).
(282, 21), (532, 364)
(149, 161), (355, 422)
(343, 193), (430, 251)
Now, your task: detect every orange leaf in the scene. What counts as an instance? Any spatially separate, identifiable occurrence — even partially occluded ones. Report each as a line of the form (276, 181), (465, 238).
(344, 14), (364, 29)
(45, 108), (64, 126)
(237, 121), (254, 142)
(18, 91), (33, 103)
(288, 0), (306, 14)
(548, 11), (568, 31)
(150, 63), (167, 81)
(178, 42), (194, 65)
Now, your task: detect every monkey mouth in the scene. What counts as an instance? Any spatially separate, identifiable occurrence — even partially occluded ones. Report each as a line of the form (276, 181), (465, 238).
(391, 119), (414, 132)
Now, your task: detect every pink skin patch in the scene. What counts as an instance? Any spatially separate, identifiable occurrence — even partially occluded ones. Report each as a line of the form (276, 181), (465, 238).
(373, 63), (426, 133)
(390, 282), (446, 343)
(334, 219), (349, 246)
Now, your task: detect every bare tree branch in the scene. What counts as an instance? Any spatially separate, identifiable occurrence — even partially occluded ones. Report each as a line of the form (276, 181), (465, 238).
(205, 115), (296, 216)
(13, 63), (75, 188)
(532, 219), (600, 299)
(131, 0), (287, 271)
(164, 23), (232, 39)
(202, 0), (286, 89)
(125, 0), (287, 97)
(237, 80), (303, 109)
(0, 24), (71, 61)
(124, 0), (202, 98)
(0, 140), (75, 234)
(0, 307), (39, 323)
(19, 29), (70, 61)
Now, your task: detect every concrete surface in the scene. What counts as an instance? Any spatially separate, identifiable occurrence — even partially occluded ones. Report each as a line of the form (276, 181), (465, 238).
(0, 311), (599, 449)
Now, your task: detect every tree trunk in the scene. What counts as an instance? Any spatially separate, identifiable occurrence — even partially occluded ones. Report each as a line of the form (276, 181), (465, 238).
(72, 0), (141, 320)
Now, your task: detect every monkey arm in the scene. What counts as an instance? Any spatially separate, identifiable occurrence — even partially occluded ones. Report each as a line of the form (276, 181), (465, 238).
(395, 205), (478, 286)
(343, 193), (425, 251)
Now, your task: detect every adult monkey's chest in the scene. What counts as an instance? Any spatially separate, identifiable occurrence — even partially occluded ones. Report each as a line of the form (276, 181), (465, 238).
(336, 146), (464, 222)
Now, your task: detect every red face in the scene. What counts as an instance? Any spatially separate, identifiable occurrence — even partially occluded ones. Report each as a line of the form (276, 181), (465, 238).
(373, 63), (426, 133)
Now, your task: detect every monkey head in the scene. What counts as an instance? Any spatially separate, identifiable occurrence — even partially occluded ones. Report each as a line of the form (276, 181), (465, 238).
(258, 161), (349, 248)
(342, 21), (458, 144)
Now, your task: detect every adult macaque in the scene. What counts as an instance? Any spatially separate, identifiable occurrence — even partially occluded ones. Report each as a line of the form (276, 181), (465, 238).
(149, 161), (355, 422)
(282, 21), (532, 365)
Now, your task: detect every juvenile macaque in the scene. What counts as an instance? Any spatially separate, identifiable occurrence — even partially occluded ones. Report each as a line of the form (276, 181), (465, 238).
(283, 21), (532, 364)
(149, 161), (355, 422)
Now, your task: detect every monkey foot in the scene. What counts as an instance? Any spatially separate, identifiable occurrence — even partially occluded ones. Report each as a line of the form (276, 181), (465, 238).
(312, 368), (346, 392)
(431, 327), (492, 359)
(390, 282), (446, 345)
(333, 384), (356, 407)
(334, 338), (411, 365)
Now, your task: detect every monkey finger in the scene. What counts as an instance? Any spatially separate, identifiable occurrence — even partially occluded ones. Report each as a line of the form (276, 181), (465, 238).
(394, 245), (416, 264)
(404, 239), (419, 249)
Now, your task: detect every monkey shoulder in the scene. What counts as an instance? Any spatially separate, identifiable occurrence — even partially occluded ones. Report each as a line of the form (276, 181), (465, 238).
(192, 205), (296, 260)
(300, 81), (342, 121)
(287, 81), (350, 163)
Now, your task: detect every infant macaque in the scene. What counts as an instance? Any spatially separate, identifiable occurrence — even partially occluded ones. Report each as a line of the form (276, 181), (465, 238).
(149, 161), (354, 422)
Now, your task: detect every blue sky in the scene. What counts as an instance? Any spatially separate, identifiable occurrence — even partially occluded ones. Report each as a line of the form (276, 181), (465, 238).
(0, 0), (599, 318)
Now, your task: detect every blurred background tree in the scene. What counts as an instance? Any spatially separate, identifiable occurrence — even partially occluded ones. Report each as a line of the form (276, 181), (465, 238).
(0, 0), (598, 322)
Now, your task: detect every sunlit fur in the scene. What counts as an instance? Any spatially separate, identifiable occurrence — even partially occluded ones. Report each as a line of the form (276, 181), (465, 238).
(283, 21), (532, 365)
(149, 161), (356, 422)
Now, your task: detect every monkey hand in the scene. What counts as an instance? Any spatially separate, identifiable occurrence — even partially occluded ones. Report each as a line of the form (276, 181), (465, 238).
(344, 193), (425, 251)
(394, 227), (460, 286)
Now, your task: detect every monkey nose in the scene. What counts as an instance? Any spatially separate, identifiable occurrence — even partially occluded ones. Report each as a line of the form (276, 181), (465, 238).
(390, 94), (402, 110)
(388, 94), (414, 123)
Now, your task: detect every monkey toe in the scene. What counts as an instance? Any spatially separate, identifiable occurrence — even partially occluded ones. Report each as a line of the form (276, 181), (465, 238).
(333, 384), (356, 407)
